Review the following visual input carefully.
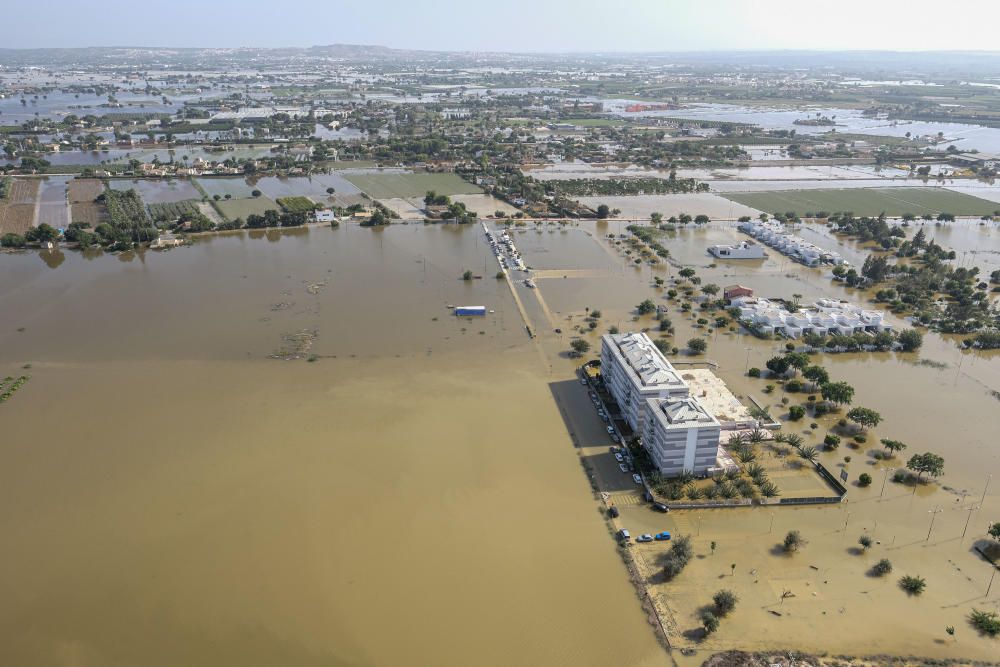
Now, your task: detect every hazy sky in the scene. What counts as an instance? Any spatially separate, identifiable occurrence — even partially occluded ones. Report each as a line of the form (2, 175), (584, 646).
(7, 0), (1000, 52)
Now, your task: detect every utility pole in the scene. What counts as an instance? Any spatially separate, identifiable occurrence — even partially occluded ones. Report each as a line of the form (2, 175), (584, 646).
(988, 567), (997, 599)
(926, 506), (944, 541)
(962, 505), (980, 540)
(880, 467), (893, 498)
(983, 474), (993, 505)
(843, 511), (851, 532)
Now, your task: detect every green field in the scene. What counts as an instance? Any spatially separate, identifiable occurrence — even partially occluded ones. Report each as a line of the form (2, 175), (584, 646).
(343, 172), (481, 199)
(216, 196), (278, 221)
(721, 187), (1000, 217)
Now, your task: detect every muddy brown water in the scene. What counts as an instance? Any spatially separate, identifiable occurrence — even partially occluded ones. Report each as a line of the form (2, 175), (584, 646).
(1, 220), (999, 665)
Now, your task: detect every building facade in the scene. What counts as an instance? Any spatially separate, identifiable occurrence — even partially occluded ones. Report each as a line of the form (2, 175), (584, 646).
(642, 397), (721, 476)
(600, 332), (690, 436)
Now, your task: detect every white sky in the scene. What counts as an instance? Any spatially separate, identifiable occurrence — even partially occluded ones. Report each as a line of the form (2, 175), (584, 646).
(6, 0), (1000, 52)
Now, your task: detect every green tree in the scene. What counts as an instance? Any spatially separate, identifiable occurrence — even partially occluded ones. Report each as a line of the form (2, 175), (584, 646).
(570, 339), (591, 357)
(847, 407), (882, 431)
(596, 204), (610, 219)
(880, 438), (907, 458)
(765, 356), (792, 376)
(687, 338), (707, 354)
(1, 233), (26, 248)
(821, 381), (854, 406)
(906, 452), (945, 480)
(802, 365), (829, 386)
(988, 522), (1000, 542)
(636, 299), (656, 315)
(713, 589), (738, 615)
(859, 535), (873, 550)
(897, 328), (923, 352)
(701, 610), (720, 635)
(462, 270), (473, 281)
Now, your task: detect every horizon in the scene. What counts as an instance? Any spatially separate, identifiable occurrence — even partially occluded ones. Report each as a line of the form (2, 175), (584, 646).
(7, 0), (1000, 53)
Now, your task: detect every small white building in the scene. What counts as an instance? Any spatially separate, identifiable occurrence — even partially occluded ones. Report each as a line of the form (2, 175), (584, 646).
(314, 209), (336, 223)
(732, 297), (892, 339)
(708, 240), (766, 259)
(643, 396), (721, 476)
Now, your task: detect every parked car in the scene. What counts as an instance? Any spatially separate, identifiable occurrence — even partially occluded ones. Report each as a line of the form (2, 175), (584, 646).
(618, 463), (629, 473)
(636, 534), (654, 543)
(632, 474), (643, 485)
(610, 434), (620, 443)
(614, 453), (624, 462)
(654, 532), (672, 541)
(617, 529), (630, 542)
(579, 376), (586, 385)
(652, 502), (670, 513)
(608, 506), (620, 518)
(609, 446), (619, 454)
(606, 426), (615, 434)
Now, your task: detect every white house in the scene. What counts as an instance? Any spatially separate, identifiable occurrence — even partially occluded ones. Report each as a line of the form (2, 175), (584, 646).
(314, 209), (336, 223)
(732, 297), (892, 339)
(737, 220), (847, 267)
(708, 240), (766, 259)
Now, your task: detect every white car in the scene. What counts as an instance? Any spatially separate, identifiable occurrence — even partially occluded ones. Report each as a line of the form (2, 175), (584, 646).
(614, 453), (624, 462)
(632, 474), (643, 485)
(606, 426), (615, 434)
(580, 378), (587, 385)
(611, 434), (620, 443)
(618, 463), (629, 473)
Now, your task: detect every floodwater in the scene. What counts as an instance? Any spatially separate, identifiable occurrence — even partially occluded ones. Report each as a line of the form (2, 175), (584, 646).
(34, 175), (71, 228)
(109, 178), (202, 203)
(2, 219), (1000, 665)
(0, 225), (666, 667)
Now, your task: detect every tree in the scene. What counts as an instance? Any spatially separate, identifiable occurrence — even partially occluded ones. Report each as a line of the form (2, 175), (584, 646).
(859, 535), (873, 550)
(897, 328), (923, 352)
(899, 574), (926, 595)
(462, 270), (473, 281)
(847, 407), (882, 431)
(880, 438), (907, 458)
(251, 189), (262, 197)
(765, 356), (792, 376)
(802, 365), (830, 386)
(678, 267), (696, 279)
(700, 610), (720, 635)
(687, 338), (707, 354)
(1, 233), (26, 248)
(596, 204), (610, 219)
(701, 283), (720, 297)
(788, 405), (805, 421)
(797, 445), (818, 462)
(783, 530), (804, 552)
(906, 452), (945, 480)
(636, 299), (656, 315)
(858, 473), (872, 487)
(570, 339), (591, 357)
(662, 535), (693, 580)
(821, 381), (854, 406)
(713, 590), (738, 615)
(988, 522), (1000, 542)
(970, 609), (1000, 637)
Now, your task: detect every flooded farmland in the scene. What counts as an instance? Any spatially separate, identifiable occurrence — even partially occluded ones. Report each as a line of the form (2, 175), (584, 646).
(1, 219), (999, 666)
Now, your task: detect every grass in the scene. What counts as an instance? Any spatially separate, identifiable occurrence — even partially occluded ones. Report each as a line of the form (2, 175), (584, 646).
(216, 196), (278, 221)
(562, 117), (624, 127)
(342, 172), (481, 199)
(276, 196), (317, 213)
(148, 200), (201, 221)
(721, 187), (1000, 217)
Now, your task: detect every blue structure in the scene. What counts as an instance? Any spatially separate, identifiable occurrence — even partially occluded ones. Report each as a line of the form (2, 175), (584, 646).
(455, 306), (487, 316)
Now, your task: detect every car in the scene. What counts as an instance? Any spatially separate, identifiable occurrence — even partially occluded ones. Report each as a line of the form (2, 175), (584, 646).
(609, 446), (619, 454)
(632, 474), (643, 485)
(617, 529), (630, 542)
(614, 453), (624, 462)
(608, 506), (620, 518)
(601, 415), (610, 423)
(579, 377), (587, 385)
(596, 410), (606, 417)
(606, 426), (615, 434)
(618, 463), (629, 473)
(654, 532), (672, 541)
(636, 534), (654, 543)
(610, 434), (620, 443)
(652, 502), (670, 513)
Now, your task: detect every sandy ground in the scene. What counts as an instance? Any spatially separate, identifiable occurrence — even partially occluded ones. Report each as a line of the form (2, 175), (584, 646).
(379, 197), (425, 220)
(576, 194), (763, 219)
(451, 193), (520, 216)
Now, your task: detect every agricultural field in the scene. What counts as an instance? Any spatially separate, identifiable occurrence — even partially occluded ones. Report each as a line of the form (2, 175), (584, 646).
(0, 179), (39, 234)
(195, 177), (255, 200)
(721, 186), (1000, 217)
(4, 178), (39, 204)
(68, 178), (105, 203)
(216, 196), (279, 221)
(70, 201), (108, 227)
(342, 171), (481, 199)
(148, 200), (201, 222)
(276, 196), (317, 213)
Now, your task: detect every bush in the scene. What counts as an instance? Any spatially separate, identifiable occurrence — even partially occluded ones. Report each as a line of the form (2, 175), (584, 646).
(871, 558), (892, 576)
(858, 535), (873, 550)
(662, 535), (694, 580)
(788, 405), (805, 421)
(899, 574), (927, 595)
(858, 473), (872, 487)
(687, 338), (707, 354)
(824, 434), (841, 449)
(713, 589), (739, 615)
(783, 530), (804, 552)
(701, 610), (720, 635)
(969, 609), (1000, 637)
(748, 367), (761, 378)
(786, 379), (803, 392)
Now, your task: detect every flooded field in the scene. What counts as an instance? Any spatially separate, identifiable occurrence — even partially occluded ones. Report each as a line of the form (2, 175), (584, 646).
(723, 187), (1000, 217)
(1, 218), (999, 666)
(109, 178), (202, 203)
(575, 193), (762, 219)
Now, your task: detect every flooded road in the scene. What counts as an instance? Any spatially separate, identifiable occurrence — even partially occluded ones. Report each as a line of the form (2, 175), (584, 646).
(1, 219), (999, 665)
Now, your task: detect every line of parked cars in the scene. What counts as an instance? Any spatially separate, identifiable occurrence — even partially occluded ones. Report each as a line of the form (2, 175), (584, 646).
(619, 529), (671, 544)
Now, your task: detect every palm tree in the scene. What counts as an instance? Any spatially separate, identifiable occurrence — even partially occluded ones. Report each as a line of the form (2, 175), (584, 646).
(748, 427), (766, 444)
(759, 481), (780, 497)
(784, 433), (804, 450)
(798, 446), (818, 462)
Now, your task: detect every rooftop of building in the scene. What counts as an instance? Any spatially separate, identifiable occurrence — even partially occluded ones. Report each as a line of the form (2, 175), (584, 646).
(605, 332), (685, 388)
(651, 396), (717, 426)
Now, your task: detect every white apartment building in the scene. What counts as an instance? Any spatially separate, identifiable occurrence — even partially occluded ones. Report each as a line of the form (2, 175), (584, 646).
(642, 396), (721, 476)
(737, 219), (847, 267)
(600, 333), (690, 436)
(732, 297), (892, 339)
